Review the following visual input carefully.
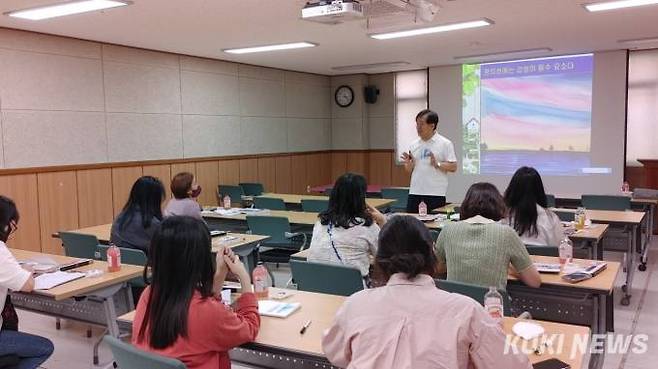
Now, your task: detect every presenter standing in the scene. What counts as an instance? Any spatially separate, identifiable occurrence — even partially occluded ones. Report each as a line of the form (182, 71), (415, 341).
(401, 109), (457, 213)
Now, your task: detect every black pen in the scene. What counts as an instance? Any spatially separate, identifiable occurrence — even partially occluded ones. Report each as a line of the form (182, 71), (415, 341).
(300, 319), (312, 334)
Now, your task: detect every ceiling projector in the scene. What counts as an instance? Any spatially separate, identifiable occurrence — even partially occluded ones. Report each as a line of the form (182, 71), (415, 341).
(301, 0), (365, 24)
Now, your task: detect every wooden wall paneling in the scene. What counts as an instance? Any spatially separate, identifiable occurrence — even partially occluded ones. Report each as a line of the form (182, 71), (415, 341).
(111, 166), (143, 216)
(306, 153), (325, 187)
(257, 157), (277, 193)
(290, 154), (308, 194)
(195, 161), (219, 206)
(143, 164), (172, 200)
(239, 158), (258, 183)
(331, 152), (347, 181)
(0, 174), (41, 251)
(626, 166), (646, 190)
(346, 152), (368, 177)
(218, 160), (241, 187)
(319, 153), (332, 185)
(76, 169), (114, 228)
(368, 152), (393, 186)
(391, 152), (411, 187)
(37, 171), (79, 254)
(274, 156), (292, 194)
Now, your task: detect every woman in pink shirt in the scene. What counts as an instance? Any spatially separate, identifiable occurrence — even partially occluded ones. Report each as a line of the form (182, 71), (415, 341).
(322, 215), (532, 369)
(132, 216), (260, 369)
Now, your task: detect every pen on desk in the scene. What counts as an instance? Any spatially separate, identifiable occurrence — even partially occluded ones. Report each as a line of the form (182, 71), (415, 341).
(300, 319), (312, 334)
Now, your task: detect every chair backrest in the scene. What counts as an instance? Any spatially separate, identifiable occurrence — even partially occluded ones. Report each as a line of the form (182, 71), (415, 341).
(239, 182), (265, 196)
(246, 215), (292, 244)
(290, 260), (364, 296)
(581, 194), (631, 211)
(253, 197), (287, 211)
(553, 210), (574, 222)
(545, 194), (556, 208)
(429, 229), (440, 242)
(301, 199), (329, 213)
(525, 245), (559, 257)
(58, 232), (101, 259)
(104, 336), (186, 369)
(633, 187), (658, 199)
(217, 185), (245, 204)
(97, 245), (147, 287)
(435, 279), (512, 316)
(381, 187), (409, 210)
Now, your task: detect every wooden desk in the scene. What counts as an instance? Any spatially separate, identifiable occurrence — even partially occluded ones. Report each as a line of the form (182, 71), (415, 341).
(258, 193), (395, 210)
(10, 248), (138, 363)
(11, 248), (141, 301)
(202, 209), (319, 226)
(117, 288), (589, 369)
(55, 224), (270, 274)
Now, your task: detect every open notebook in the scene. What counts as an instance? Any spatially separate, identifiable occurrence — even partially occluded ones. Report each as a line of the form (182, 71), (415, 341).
(34, 271), (85, 290)
(258, 300), (301, 318)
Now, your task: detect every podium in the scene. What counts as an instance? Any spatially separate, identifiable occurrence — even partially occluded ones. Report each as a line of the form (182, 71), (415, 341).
(638, 159), (658, 189)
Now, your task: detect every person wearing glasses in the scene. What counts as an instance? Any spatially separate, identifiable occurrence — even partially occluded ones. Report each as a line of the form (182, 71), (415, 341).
(400, 109), (457, 213)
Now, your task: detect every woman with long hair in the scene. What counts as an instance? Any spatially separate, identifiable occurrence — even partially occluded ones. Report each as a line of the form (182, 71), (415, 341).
(0, 196), (54, 369)
(132, 216), (259, 369)
(503, 166), (565, 246)
(322, 216), (531, 369)
(111, 176), (166, 254)
(308, 173), (386, 278)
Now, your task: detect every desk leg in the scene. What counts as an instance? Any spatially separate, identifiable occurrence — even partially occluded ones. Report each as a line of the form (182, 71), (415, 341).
(639, 205), (653, 272)
(621, 226), (635, 306)
(588, 294), (608, 369)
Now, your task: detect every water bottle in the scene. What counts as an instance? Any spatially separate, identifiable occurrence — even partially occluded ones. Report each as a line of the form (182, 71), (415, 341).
(252, 262), (270, 298)
(575, 207), (586, 230)
(559, 237), (573, 265)
(306, 185), (311, 193)
(418, 201), (427, 216)
(484, 286), (504, 323)
(223, 195), (231, 210)
(107, 244), (121, 272)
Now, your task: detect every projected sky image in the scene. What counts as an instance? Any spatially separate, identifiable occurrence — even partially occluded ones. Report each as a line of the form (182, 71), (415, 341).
(462, 54), (594, 175)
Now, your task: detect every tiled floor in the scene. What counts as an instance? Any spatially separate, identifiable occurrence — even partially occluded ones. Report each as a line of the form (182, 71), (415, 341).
(16, 239), (658, 369)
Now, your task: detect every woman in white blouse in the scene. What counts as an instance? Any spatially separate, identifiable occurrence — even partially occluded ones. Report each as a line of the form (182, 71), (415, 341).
(308, 173), (386, 278)
(503, 167), (565, 246)
(0, 196), (54, 369)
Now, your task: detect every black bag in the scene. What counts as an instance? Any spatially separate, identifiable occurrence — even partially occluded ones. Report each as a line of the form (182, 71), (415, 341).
(1, 295), (19, 331)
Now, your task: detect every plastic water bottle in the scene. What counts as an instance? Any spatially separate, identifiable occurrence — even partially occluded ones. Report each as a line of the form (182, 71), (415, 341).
(252, 262), (270, 298)
(223, 195), (231, 210)
(107, 244), (121, 273)
(484, 286), (504, 323)
(418, 201), (428, 216)
(622, 181), (630, 193)
(559, 237), (573, 265)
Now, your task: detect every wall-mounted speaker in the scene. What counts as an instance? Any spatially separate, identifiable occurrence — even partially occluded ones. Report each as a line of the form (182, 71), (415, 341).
(364, 85), (380, 104)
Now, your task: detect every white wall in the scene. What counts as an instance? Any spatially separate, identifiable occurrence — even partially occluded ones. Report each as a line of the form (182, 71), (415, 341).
(627, 49), (658, 166)
(0, 29), (331, 168)
(330, 74), (369, 150)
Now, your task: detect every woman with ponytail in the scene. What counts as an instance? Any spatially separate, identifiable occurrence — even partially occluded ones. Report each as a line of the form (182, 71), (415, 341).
(321, 215), (532, 369)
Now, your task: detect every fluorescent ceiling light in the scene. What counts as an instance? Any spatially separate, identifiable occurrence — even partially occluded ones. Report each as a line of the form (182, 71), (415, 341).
(583, 0), (658, 12)
(332, 61), (411, 72)
(369, 19), (493, 40)
(223, 42), (317, 54)
(454, 48), (553, 62)
(6, 0), (131, 20)
(618, 36), (658, 44)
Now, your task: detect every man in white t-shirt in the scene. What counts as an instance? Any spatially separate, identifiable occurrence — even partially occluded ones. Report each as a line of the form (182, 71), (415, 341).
(401, 109), (457, 213)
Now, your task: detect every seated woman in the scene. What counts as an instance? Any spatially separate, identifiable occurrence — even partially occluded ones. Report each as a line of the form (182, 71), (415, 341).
(322, 216), (531, 369)
(503, 166), (565, 246)
(111, 176), (165, 254)
(308, 173), (386, 278)
(435, 182), (541, 290)
(164, 172), (202, 219)
(132, 216), (259, 369)
(0, 196), (54, 369)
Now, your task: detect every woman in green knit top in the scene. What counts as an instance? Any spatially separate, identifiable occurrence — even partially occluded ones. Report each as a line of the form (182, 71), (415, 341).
(435, 183), (541, 290)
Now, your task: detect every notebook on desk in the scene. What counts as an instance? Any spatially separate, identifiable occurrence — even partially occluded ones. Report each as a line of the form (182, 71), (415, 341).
(258, 300), (301, 318)
(534, 262), (561, 274)
(34, 271), (85, 290)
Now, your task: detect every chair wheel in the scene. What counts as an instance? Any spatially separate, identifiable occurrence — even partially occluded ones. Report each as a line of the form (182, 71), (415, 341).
(113, 362), (118, 368)
(621, 296), (630, 306)
(639, 264), (647, 272)
(622, 284), (628, 293)
(93, 356), (99, 365)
